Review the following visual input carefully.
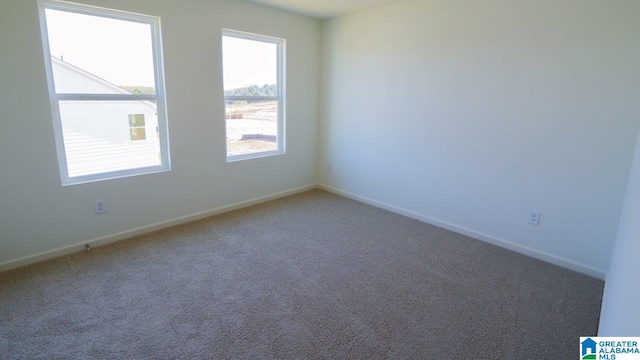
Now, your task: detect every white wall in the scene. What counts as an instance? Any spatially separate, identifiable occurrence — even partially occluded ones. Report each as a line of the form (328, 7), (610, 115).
(599, 127), (640, 335)
(0, 0), (319, 267)
(60, 101), (160, 177)
(319, 0), (640, 277)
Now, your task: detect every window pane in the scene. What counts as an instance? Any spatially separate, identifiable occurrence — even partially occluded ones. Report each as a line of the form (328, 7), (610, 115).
(226, 100), (278, 157)
(128, 114), (145, 127)
(59, 100), (160, 177)
(45, 9), (156, 94)
(222, 36), (277, 93)
(129, 128), (146, 141)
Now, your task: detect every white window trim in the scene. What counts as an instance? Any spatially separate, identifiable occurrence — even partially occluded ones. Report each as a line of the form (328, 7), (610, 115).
(222, 29), (286, 162)
(38, 0), (171, 186)
(128, 114), (147, 142)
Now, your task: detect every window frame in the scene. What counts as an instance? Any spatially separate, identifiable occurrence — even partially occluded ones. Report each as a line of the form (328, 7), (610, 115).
(128, 114), (147, 142)
(222, 29), (286, 162)
(38, 0), (171, 186)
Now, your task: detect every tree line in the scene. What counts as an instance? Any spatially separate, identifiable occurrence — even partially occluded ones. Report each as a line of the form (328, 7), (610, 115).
(225, 84), (277, 97)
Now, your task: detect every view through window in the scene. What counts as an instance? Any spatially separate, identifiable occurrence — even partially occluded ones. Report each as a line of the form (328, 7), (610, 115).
(128, 114), (146, 141)
(40, 1), (169, 184)
(222, 30), (284, 160)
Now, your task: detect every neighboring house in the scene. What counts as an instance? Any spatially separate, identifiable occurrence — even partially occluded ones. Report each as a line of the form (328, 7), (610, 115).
(52, 56), (160, 177)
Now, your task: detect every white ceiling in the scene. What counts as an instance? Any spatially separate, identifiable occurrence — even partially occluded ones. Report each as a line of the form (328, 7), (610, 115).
(240, 0), (407, 19)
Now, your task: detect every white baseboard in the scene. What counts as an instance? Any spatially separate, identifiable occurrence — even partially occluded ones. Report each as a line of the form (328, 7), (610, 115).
(0, 184), (317, 273)
(2, 183), (607, 280)
(319, 184), (607, 280)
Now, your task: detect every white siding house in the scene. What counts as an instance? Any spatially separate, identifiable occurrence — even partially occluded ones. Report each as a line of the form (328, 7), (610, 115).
(52, 57), (160, 177)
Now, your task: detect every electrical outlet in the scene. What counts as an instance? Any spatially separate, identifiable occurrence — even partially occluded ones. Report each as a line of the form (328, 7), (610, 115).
(528, 210), (541, 226)
(94, 199), (106, 214)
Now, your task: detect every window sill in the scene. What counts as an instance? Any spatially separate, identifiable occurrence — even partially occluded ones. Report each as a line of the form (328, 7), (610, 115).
(61, 166), (171, 186)
(226, 150), (284, 163)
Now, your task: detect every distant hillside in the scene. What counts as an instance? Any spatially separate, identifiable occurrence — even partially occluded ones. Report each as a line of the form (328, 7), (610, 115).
(225, 84), (277, 97)
(121, 86), (155, 95)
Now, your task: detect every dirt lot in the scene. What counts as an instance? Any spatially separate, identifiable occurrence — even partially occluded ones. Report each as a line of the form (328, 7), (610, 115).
(226, 101), (278, 156)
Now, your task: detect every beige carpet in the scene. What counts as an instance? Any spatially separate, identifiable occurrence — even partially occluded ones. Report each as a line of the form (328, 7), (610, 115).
(0, 190), (603, 359)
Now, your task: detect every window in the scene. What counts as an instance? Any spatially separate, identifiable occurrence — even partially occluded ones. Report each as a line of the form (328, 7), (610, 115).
(222, 30), (285, 161)
(128, 114), (146, 141)
(38, 0), (170, 185)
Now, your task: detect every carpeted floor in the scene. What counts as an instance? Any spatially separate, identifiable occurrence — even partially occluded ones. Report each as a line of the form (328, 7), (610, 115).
(0, 189), (603, 359)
